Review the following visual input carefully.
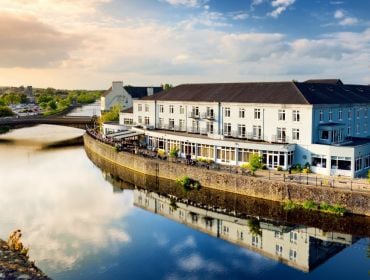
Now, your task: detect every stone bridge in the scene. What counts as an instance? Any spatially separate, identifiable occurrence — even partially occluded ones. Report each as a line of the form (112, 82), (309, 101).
(0, 116), (96, 130)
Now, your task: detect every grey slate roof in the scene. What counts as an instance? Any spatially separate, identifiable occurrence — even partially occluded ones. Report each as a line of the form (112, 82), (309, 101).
(124, 86), (163, 99)
(102, 86), (163, 98)
(304, 79), (343, 85)
(140, 81), (370, 105)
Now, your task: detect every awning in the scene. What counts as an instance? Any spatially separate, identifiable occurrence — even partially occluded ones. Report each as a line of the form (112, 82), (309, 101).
(112, 130), (144, 140)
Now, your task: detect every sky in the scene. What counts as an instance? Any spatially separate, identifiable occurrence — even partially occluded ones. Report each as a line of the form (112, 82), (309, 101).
(0, 0), (369, 89)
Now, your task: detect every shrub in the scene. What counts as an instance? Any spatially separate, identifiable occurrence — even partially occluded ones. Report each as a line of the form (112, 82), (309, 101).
(0, 106), (14, 117)
(294, 163), (303, 172)
(283, 200), (300, 211)
(247, 218), (262, 236)
(276, 166), (283, 171)
(157, 149), (166, 157)
(169, 147), (179, 158)
(320, 202), (346, 215)
(247, 154), (263, 175)
(176, 176), (201, 191)
(303, 167), (311, 174)
(303, 200), (318, 210)
(240, 163), (249, 170)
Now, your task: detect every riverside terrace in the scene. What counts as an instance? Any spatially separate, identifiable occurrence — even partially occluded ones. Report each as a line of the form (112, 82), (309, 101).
(86, 128), (370, 193)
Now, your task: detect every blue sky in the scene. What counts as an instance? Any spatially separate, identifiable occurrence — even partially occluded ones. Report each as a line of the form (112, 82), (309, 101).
(0, 0), (369, 88)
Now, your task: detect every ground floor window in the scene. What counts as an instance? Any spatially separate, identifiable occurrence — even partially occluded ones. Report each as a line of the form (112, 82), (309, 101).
(216, 147), (235, 163)
(355, 157), (363, 172)
(364, 155), (370, 169)
(311, 154), (327, 168)
(331, 156), (351, 171)
(197, 144), (214, 159)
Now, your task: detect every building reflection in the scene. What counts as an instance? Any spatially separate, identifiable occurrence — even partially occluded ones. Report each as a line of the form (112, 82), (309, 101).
(134, 189), (358, 272)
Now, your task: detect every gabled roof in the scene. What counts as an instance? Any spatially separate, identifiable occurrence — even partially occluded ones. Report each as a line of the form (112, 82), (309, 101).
(121, 107), (133, 113)
(141, 82), (309, 104)
(295, 83), (370, 104)
(102, 85), (163, 98)
(140, 81), (370, 105)
(124, 86), (163, 99)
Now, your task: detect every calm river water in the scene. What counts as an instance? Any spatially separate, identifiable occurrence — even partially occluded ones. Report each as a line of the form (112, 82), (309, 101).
(0, 125), (369, 280)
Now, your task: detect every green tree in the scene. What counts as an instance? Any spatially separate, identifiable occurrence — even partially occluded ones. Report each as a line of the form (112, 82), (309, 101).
(99, 104), (121, 125)
(247, 154), (263, 175)
(162, 83), (173, 91)
(48, 100), (57, 110)
(0, 106), (14, 117)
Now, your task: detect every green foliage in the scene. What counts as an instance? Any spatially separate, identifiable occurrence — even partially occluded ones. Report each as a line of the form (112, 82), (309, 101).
(283, 200), (300, 211)
(48, 100), (57, 110)
(248, 218), (262, 236)
(0, 93), (21, 105)
(247, 154), (262, 175)
(303, 200), (318, 210)
(276, 166), (283, 171)
(320, 202), (346, 215)
(169, 146), (180, 158)
(0, 106), (14, 117)
(240, 163), (249, 169)
(176, 176), (201, 191)
(162, 83), (173, 91)
(303, 167), (311, 174)
(100, 104), (121, 124)
(293, 163), (303, 172)
(170, 199), (178, 211)
(283, 200), (346, 215)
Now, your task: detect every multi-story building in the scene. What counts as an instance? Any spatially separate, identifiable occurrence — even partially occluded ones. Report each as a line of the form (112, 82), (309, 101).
(134, 189), (357, 272)
(100, 81), (162, 112)
(117, 79), (370, 178)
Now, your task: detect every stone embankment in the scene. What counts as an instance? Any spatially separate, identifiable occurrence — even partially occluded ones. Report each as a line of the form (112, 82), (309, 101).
(84, 133), (370, 216)
(0, 239), (49, 279)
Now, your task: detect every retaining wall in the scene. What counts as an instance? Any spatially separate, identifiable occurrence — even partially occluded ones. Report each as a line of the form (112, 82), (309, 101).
(84, 133), (370, 216)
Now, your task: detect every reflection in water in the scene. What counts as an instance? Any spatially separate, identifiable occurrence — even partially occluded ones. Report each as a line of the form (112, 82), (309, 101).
(0, 124), (84, 145)
(133, 188), (358, 272)
(0, 124), (369, 279)
(0, 141), (132, 273)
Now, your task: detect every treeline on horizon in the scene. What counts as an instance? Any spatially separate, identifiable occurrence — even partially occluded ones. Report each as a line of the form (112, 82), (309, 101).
(0, 87), (103, 117)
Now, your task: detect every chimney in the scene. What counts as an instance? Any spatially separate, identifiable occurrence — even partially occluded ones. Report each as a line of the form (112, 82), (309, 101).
(147, 87), (154, 96)
(112, 81), (123, 92)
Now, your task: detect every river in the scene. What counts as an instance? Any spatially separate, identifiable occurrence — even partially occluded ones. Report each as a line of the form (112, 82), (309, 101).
(0, 124), (369, 280)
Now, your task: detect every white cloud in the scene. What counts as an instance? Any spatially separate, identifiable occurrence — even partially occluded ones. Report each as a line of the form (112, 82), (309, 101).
(171, 235), (197, 254)
(177, 253), (225, 273)
(0, 0), (369, 89)
(333, 9), (359, 26)
(334, 10), (345, 19)
(268, 0), (295, 18)
(0, 129), (132, 272)
(339, 17), (359, 26)
(162, 0), (208, 8)
(230, 11), (249, 20)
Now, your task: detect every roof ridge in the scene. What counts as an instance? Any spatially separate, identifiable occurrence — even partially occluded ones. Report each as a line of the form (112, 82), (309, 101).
(292, 82), (311, 105)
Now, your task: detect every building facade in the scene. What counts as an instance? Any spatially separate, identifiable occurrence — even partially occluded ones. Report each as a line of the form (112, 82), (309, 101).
(117, 80), (370, 178)
(100, 81), (162, 112)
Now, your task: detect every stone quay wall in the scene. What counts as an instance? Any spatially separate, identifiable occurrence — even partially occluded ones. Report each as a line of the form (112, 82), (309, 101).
(84, 133), (370, 216)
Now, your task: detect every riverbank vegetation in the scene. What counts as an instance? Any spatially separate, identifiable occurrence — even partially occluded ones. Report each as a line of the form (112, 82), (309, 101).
(0, 106), (14, 117)
(176, 176), (201, 191)
(283, 200), (346, 215)
(35, 88), (102, 116)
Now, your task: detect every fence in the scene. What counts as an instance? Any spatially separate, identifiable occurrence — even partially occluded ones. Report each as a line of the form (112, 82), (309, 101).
(86, 128), (370, 194)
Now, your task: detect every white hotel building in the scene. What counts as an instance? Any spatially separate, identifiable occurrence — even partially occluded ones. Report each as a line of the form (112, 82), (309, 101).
(116, 79), (370, 178)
